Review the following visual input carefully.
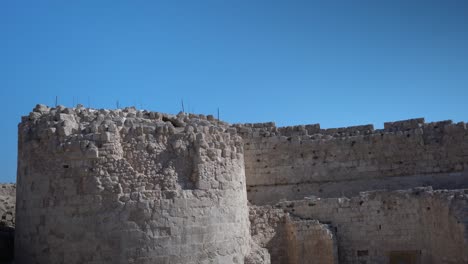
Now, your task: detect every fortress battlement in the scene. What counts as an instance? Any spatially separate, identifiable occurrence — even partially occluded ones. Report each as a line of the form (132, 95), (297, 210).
(10, 104), (468, 264)
(235, 118), (465, 139)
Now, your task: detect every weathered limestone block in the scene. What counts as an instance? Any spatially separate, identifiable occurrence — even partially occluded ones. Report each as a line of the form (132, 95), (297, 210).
(16, 106), (251, 264)
(249, 206), (289, 264)
(0, 184), (15, 228)
(277, 187), (468, 264)
(384, 118), (425, 131)
(244, 240), (271, 264)
(285, 216), (338, 264)
(248, 205), (338, 264)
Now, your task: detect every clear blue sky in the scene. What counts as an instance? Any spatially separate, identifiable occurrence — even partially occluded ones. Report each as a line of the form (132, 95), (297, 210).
(1, 1), (467, 182)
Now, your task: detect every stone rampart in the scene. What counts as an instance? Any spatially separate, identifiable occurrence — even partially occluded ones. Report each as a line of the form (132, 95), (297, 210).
(16, 105), (251, 264)
(13, 105), (468, 264)
(236, 118), (468, 204)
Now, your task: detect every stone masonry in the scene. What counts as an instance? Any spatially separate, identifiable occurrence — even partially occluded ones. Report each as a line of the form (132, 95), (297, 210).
(236, 119), (468, 205)
(0, 184), (15, 228)
(10, 104), (468, 264)
(277, 187), (468, 264)
(16, 105), (255, 264)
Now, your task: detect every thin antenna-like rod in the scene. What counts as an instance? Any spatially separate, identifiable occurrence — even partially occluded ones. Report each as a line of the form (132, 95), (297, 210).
(55, 96), (58, 107)
(116, 100), (120, 109)
(217, 107), (220, 125)
(181, 99), (185, 113)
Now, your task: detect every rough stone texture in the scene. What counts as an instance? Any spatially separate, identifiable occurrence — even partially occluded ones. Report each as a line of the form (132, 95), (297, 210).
(249, 206), (288, 264)
(277, 187), (468, 264)
(0, 184), (15, 228)
(285, 216), (338, 264)
(249, 206), (338, 264)
(16, 105), (252, 264)
(13, 105), (468, 264)
(244, 240), (271, 264)
(236, 119), (468, 204)
(0, 184), (15, 263)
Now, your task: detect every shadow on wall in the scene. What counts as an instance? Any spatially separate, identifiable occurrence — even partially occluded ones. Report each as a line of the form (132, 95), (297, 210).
(0, 225), (14, 263)
(266, 226), (289, 264)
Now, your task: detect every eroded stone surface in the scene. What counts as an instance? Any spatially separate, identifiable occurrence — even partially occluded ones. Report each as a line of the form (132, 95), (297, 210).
(16, 105), (251, 264)
(12, 105), (468, 264)
(235, 119), (468, 204)
(277, 187), (468, 264)
(285, 216), (338, 264)
(0, 184), (15, 228)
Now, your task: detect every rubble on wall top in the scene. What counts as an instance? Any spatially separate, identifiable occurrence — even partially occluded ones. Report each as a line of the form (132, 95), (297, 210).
(22, 104), (242, 155)
(21, 104), (245, 165)
(235, 117), (466, 139)
(25, 104), (231, 132)
(25, 104), (466, 141)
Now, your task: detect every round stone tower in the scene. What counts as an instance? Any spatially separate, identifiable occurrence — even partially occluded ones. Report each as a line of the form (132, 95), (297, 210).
(16, 105), (251, 264)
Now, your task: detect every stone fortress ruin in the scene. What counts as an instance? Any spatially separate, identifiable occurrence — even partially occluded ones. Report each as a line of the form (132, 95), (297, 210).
(1, 104), (467, 264)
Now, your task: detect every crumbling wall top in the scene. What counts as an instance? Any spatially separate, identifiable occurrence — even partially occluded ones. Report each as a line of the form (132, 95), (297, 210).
(234, 117), (465, 139)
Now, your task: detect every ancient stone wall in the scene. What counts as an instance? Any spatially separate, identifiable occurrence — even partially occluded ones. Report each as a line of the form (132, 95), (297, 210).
(249, 206), (288, 264)
(249, 206), (338, 264)
(0, 184), (15, 228)
(16, 105), (252, 264)
(285, 217), (338, 264)
(13, 105), (468, 264)
(276, 187), (468, 264)
(236, 118), (468, 204)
